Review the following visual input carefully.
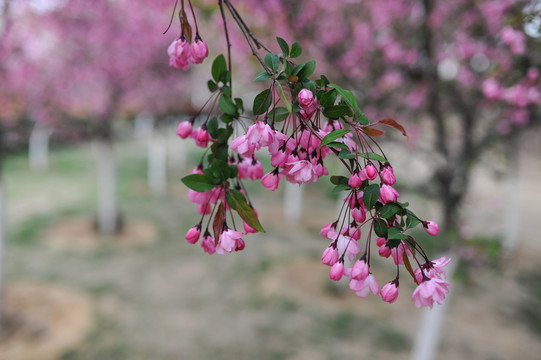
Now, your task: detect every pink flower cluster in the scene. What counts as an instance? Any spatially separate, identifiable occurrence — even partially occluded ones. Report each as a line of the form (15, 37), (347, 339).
(167, 35), (209, 71)
(176, 120), (210, 148)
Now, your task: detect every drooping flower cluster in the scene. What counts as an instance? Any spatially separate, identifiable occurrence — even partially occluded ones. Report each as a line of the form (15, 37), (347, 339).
(167, 34), (209, 70)
(172, 1), (451, 309)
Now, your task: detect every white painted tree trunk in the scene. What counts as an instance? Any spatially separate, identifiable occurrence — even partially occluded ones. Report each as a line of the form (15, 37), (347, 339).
(284, 182), (303, 223)
(134, 111), (155, 139)
(29, 122), (51, 172)
(93, 139), (117, 235)
(148, 132), (167, 197)
(410, 255), (458, 360)
(168, 119), (188, 175)
(0, 180), (5, 322)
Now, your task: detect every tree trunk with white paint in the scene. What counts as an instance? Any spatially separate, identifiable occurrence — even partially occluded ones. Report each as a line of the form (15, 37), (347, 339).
(503, 139), (520, 256)
(134, 111), (155, 139)
(148, 131), (167, 197)
(410, 255), (458, 360)
(284, 182), (303, 224)
(29, 122), (51, 172)
(93, 138), (118, 235)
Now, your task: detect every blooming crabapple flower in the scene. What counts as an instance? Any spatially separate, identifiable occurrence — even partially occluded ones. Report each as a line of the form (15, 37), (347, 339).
(216, 228), (244, 254)
(167, 38), (190, 70)
(246, 121), (275, 148)
(298, 88), (314, 107)
(200, 233), (216, 255)
(190, 37), (209, 64)
(284, 159), (317, 184)
(351, 258), (369, 280)
(411, 277), (450, 308)
(237, 156), (264, 180)
(336, 234), (360, 261)
(414, 256), (451, 282)
(379, 184), (400, 204)
(350, 274), (379, 298)
(185, 224), (201, 244)
(176, 120), (193, 139)
(261, 170), (280, 191)
(348, 223), (361, 240)
(320, 222), (337, 238)
(380, 166), (396, 185)
(230, 135), (256, 158)
(500, 26), (526, 55)
(424, 220), (439, 236)
(330, 261), (345, 281)
(322, 246), (339, 266)
(365, 165), (377, 180)
(482, 78), (503, 100)
(381, 281), (399, 304)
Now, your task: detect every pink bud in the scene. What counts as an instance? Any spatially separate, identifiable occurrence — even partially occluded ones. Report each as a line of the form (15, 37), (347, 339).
(261, 171), (279, 191)
(194, 128), (209, 148)
(365, 165), (377, 180)
(190, 38), (209, 64)
(379, 184), (399, 204)
(330, 261), (345, 281)
(185, 225), (201, 244)
(380, 166), (396, 185)
(321, 247), (339, 266)
(176, 121), (193, 139)
(381, 281), (399, 304)
(348, 173), (363, 188)
(201, 233), (216, 254)
(298, 89), (314, 108)
(424, 221), (439, 236)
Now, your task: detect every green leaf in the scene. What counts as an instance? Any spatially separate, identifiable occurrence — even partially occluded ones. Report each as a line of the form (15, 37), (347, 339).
(264, 53), (280, 73)
(387, 227), (408, 241)
(207, 117), (218, 138)
(276, 82), (292, 112)
(374, 219), (388, 237)
(320, 75), (330, 87)
(319, 129), (350, 148)
(338, 151), (387, 162)
(332, 184), (350, 195)
(235, 98), (244, 113)
(268, 107), (290, 122)
(207, 80), (218, 93)
(297, 60), (316, 80)
(252, 89), (272, 115)
(330, 176), (349, 185)
(328, 84), (369, 125)
(319, 89), (337, 107)
(326, 142), (349, 151)
(219, 94), (237, 115)
(292, 63), (305, 76)
(181, 174), (215, 192)
(363, 184), (380, 209)
(323, 105), (352, 120)
(379, 202), (401, 219)
(212, 55), (227, 82)
(290, 42), (302, 58)
(254, 72), (272, 82)
(276, 37), (289, 57)
(232, 196), (266, 233)
(406, 211), (421, 229)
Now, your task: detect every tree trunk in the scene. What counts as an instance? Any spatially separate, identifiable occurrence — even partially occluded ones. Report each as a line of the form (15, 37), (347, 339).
(29, 122), (51, 172)
(284, 182), (303, 224)
(92, 137), (119, 235)
(148, 131), (167, 197)
(0, 125), (6, 324)
(503, 138), (520, 255)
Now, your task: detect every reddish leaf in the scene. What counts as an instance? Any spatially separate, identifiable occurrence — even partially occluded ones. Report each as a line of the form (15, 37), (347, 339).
(403, 251), (419, 285)
(362, 127), (384, 137)
(213, 202), (225, 244)
(378, 118), (408, 138)
(232, 196), (266, 233)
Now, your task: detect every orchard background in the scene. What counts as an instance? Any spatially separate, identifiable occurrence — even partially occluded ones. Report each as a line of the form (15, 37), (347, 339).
(0, 0), (540, 359)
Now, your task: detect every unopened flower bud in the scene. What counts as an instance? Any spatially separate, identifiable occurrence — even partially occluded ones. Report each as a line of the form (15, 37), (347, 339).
(190, 38), (209, 64)
(381, 280), (399, 304)
(330, 261), (345, 281)
(380, 166), (396, 185)
(424, 221), (439, 236)
(298, 89), (314, 108)
(365, 165), (377, 180)
(176, 120), (193, 139)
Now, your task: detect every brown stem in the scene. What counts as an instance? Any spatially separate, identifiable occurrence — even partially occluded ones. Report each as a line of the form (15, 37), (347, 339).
(218, 0), (233, 90)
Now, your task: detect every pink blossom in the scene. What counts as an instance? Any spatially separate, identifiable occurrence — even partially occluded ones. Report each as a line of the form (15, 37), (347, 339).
(193, 128), (210, 148)
(330, 261), (345, 281)
(167, 38), (190, 71)
(379, 184), (400, 204)
(322, 247), (339, 266)
(320, 222), (337, 238)
(336, 234), (361, 261)
(381, 281), (399, 304)
(283, 159), (316, 184)
(365, 165), (377, 180)
(216, 228), (244, 254)
(414, 256), (451, 282)
(351, 258), (369, 280)
(424, 221), (439, 236)
(201, 233), (216, 255)
(350, 274), (379, 298)
(380, 166), (396, 185)
(185, 225), (201, 244)
(190, 38), (209, 64)
(176, 120), (192, 139)
(230, 135), (256, 157)
(246, 121), (275, 148)
(482, 78), (502, 100)
(411, 278), (450, 308)
(348, 170), (366, 188)
(500, 26), (526, 55)
(261, 171), (280, 191)
(298, 88), (314, 107)
(351, 207), (366, 223)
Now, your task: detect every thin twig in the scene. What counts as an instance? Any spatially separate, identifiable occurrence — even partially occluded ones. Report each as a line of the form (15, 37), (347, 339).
(218, 0), (233, 90)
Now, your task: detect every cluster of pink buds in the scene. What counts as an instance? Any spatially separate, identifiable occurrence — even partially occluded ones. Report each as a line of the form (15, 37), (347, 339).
(168, 34), (209, 70)
(176, 118), (210, 148)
